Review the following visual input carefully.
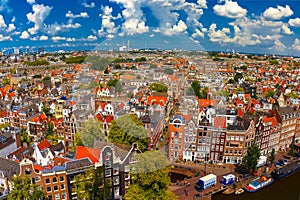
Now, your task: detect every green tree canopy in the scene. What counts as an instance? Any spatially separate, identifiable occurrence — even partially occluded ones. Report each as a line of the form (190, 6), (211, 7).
(20, 128), (33, 147)
(125, 150), (176, 200)
(65, 56), (86, 64)
(25, 60), (49, 66)
(269, 148), (276, 167)
(76, 119), (107, 147)
(265, 90), (275, 99)
(164, 68), (174, 75)
(149, 82), (168, 93)
(73, 167), (110, 200)
(234, 72), (243, 82)
(84, 56), (113, 71)
(108, 114), (148, 151)
(8, 175), (45, 200)
(2, 78), (10, 85)
(242, 143), (261, 174)
(191, 80), (208, 99)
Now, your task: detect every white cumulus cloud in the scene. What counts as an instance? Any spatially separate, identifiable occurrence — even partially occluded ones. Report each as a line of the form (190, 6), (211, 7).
(288, 18), (300, 27)
(20, 31), (30, 39)
(26, 4), (53, 34)
(66, 11), (89, 18)
(87, 35), (97, 41)
(292, 38), (300, 51)
(163, 20), (187, 36)
(0, 15), (7, 28)
(263, 5), (293, 20)
(0, 34), (11, 41)
(6, 23), (15, 32)
(213, 0), (247, 19)
(281, 24), (293, 35)
(26, 0), (35, 4)
(81, 2), (95, 8)
(39, 35), (48, 40)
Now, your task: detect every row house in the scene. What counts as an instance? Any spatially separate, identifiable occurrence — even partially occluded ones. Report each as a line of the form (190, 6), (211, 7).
(139, 106), (165, 150)
(224, 115), (255, 164)
(295, 112), (300, 144)
(168, 115), (185, 161)
(197, 116), (227, 162)
(41, 166), (69, 200)
(271, 107), (298, 150)
(0, 127), (21, 158)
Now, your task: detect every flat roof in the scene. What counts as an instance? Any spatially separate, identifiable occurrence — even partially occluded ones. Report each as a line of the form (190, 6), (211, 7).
(200, 174), (216, 181)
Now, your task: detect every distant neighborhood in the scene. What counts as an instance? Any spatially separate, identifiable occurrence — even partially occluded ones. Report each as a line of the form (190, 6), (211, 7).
(0, 49), (299, 200)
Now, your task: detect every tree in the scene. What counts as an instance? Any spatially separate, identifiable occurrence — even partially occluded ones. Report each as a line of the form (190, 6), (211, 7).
(2, 78), (10, 85)
(45, 122), (62, 145)
(42, 106), (51, 117)
(73, 167), (110, 200)
(8, 175), (45, 200)
(288, 143), (296, 157)
(76, 119), (106, 147)
(191, 80), (201, 98)
(20, 128), (33, 146)
(164, 68), (174, 75)
(242, 143), (261, 174)
(115, 80), (123, 94)
(108, 114), (148, 151)
(265, 90), (275, 99)
(186, 87), (195, 96)
(269, 148), (276, 167)
(149, 82), (168, 93)
(125, 151), (177, 200)
(234, 72), (243, 82)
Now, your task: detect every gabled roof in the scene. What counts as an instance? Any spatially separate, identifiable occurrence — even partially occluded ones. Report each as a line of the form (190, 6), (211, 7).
(198, 99), (217, 108)
(75, 146), (101, 164)
(0, 157), (20, 180)
(37, 140), (52, 151)
(64, 158), (93, 171)
(213, 116), (226, 128)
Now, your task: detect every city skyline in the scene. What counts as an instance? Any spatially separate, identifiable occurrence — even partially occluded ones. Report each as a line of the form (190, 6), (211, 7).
(0, 0), (300, 55)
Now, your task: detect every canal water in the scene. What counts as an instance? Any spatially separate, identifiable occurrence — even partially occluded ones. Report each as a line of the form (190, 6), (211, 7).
(212, 170), (300, 200)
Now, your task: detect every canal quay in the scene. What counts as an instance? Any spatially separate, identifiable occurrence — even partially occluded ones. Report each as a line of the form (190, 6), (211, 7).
(169, 162), (234, 200)
(169, 156), (300, 200)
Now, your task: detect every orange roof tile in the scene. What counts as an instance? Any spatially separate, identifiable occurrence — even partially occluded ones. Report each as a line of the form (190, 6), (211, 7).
(38, 140), (52, 151)
(75, 146), (101, 164)
(213, 116), (226, 128)
(198, 99), (217, 108)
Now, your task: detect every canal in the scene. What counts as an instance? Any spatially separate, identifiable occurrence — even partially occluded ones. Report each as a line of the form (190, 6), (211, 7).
(212, 170), (300, 200)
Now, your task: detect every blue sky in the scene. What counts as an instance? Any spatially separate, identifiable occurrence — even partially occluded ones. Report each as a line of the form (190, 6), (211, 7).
(1, 0), (300, 56)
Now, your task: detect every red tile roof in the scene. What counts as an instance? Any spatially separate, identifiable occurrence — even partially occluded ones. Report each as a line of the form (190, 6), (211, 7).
(75, 146), (101, 164)
(198, 99), (217, 108)
(147, 96), (167, 106)
(213, 117), (226, 128)
(38, 140), (52, 151)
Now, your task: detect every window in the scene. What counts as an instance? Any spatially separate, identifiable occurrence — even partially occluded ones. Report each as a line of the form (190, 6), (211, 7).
(54, 185), (58, 191)
(61, 193), (66, 200)
(45, 178), (50, 184)
(53, 177), (57, 183)
(55, 194), (60, 200)
(113, 168), (119, 175)
(47, 186), (51, 192)
(61, 184), (65, 190)
(60, 176), (64, 182)
(48, 195), (52, 200)
(105, 169), (111, 177)
(105, 161), (111, 168)
(113, 176), (119, 185)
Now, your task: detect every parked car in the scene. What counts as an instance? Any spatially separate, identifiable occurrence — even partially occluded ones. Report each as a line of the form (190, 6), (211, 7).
(283, 159), (288, 165)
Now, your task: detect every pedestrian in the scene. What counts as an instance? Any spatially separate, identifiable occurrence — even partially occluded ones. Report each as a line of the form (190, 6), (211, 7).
(184, 189), (188, 196)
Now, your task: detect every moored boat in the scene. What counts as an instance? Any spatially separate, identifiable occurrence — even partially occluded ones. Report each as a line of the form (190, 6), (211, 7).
(235, 188), (244, 195)
(244, 175), (274, 192)
(271, 161), (300, 179)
